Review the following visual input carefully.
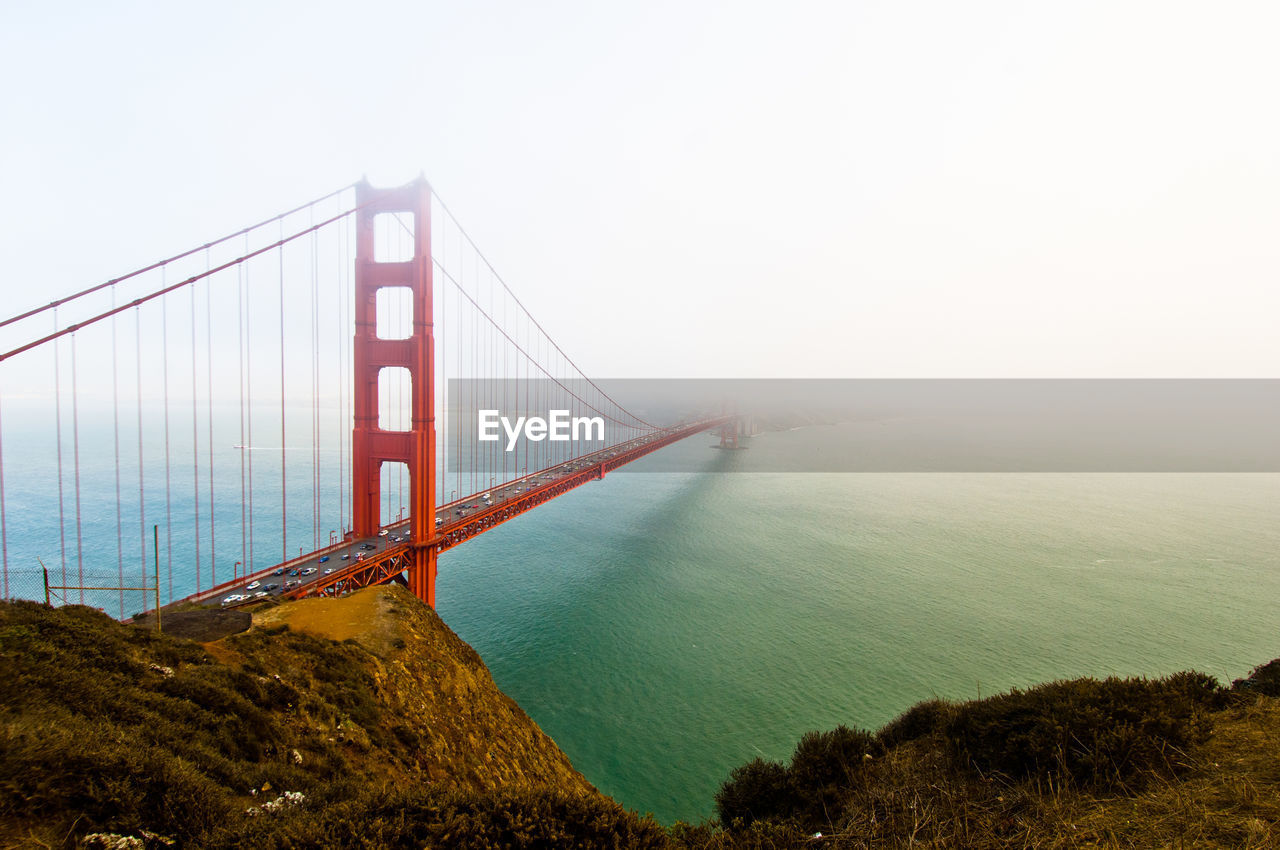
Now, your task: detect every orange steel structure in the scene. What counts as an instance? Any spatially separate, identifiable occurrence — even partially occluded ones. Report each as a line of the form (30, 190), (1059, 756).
(351, 179), (438, 606)
(286, 416), (729, 602)
(0, 174), (738, 615)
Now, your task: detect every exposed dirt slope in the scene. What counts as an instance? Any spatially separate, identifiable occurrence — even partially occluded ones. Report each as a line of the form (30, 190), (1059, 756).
(249, 584), (591, 793)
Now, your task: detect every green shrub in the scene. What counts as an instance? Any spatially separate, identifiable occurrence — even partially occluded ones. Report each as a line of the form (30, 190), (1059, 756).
(0, 711), (230, 842)
(1164, 670), (1229, 709)
(791, 726), (878, 789)
(787, 725), (878, 827)
(715, 758), (796, 828)
(944, 673), (1219, 789)
(877, 698), (952, 748)
(1232, 658), (1280, 697)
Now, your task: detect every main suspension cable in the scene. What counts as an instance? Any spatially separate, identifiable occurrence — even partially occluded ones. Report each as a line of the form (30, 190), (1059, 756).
(0, 204), (368, 364)
(0, 182), (357, 332)
(430, 189), (656, 429)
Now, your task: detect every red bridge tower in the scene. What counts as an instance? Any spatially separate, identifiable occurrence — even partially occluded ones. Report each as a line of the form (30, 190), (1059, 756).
(351, 179), (438, 606)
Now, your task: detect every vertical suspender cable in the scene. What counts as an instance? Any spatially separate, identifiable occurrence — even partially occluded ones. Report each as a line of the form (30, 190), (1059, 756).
(399, 215), (406, 517)
(464, 235), (471, 494)
(539, 322), (544, 473)
(458, 218), (463, 504)
(310, 212), (319, 548)
(436, 213), (443, 508)
(400, 219), (406, 518)
(517, 311), (523, 483)
(279, 222), (287, 563)
(519, 312), (524, 481)
(191, 277), (202, 594)
(504, 276), (509, 479)
(537, 322), (542, 474)
(0, 383), (8, 600)
(344, 210), (351, 533)
(112, 294), (125, 617)
(161, 278), (174, 603)
(486, 266), (492, 484)
(337, 213), (346, 536)
(53, 309), (67, 591)
(440, 227), (446, 508)
(389, 224), (396, 520)
(71, 334), (84, 603)
(206, 254), (216, 585)
(492, 270), (497, 475)
(392, 218), (400, 519)
(238, 258), (247, 578)
(246, 234), (255, 573)
(135, 308), (147, 613)
(347, 210), (353, 530)
(307, 209), (315, 543)
(497, 270), (502, 482)
(471, 237), (477, 496)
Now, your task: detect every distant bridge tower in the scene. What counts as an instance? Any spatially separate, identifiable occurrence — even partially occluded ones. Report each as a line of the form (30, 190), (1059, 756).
(716, 404), (746, 450)
(351, 179), (438, 606)
(718, 419), (739, 450)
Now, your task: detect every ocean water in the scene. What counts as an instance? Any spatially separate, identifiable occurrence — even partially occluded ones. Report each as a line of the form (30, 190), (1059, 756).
(435, 428), (1280, 823)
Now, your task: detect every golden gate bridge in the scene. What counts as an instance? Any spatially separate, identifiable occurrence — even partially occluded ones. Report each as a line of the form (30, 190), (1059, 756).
(0, 178), (731, 615)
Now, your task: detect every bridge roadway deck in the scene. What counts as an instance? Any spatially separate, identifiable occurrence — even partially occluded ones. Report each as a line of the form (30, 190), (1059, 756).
(182, 417), (729, 607)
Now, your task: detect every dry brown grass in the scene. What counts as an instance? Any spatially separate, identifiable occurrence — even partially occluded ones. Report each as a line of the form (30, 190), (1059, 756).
(251, 585), (393, 648)
(1045, 697), (1280, 850)
(682, 696), (1280, 849)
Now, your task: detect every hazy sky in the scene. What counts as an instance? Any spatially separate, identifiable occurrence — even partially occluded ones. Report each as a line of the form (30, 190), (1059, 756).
(2, 1), (1276, 378)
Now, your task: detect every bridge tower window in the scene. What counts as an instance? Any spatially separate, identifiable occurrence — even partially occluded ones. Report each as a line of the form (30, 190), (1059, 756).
(372, 212), (416, 263)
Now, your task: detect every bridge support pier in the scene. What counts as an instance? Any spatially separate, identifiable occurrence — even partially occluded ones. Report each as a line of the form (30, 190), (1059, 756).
(407, 546), (438, 608)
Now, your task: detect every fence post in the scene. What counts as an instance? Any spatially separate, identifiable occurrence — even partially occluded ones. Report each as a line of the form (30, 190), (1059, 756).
(153, 525), (161, 634)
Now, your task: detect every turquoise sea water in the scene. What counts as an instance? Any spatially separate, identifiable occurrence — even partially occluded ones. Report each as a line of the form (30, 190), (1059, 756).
(435, 428), (1279, 824)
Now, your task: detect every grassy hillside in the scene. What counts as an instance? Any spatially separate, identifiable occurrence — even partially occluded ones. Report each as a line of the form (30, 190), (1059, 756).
(0, 586), (664, 848)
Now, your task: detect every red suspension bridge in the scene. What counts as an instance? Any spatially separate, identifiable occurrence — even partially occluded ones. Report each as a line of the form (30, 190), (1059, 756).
(0, 178), (732, 614)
